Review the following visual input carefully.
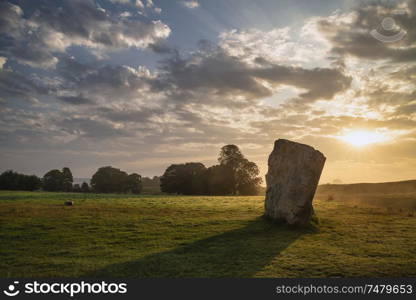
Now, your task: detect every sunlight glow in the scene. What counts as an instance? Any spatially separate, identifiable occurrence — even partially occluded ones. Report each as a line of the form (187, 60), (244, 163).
(338, 130), (389, 147)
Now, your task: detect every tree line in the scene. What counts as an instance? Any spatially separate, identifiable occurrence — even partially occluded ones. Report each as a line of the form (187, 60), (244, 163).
(0, 144), (262, 195)
(160, 145), (262, 195)
(0, 170), (42, 191)
(0, 166), (142, 194)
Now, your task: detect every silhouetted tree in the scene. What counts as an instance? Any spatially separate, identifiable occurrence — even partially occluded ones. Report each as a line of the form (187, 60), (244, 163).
(126, 173), (142, 194)
(20, 174), (42, 191)
(218, 145), (244, 168)
(218, 145), (242, 194)
(205, 165), (234, 195)
(0, 170), (20, 190)
(81, 182), (90, 193)
(0, 170), (41, 191)
(91, 166), (126, 193)
(160, 146), (261, 195)
(72, 184), (81, 193)
(160, 163), (207, 195)
(62, 167), (73, 192)
(90, 166), (142, 194)
(184, 163), (207, 195)
(218, 145), (262, 195)
(43, 169), (65, 191)
(235, 159), (262, 195)
(160, 165), (182, 194)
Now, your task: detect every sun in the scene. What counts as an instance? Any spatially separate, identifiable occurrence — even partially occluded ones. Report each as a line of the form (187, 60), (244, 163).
(338, 130), (388, 147)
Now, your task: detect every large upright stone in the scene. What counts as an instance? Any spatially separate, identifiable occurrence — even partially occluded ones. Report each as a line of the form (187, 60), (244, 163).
(264, 139), (326, 226)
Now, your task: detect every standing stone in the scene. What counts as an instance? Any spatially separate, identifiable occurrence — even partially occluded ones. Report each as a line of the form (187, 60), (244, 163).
(264, 139), (326, 227)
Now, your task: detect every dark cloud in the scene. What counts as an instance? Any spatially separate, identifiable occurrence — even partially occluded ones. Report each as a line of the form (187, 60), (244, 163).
(254, 65), (352, 103)
(97, 106), (165, 123)
(53, 57), (153, 105)
(155, 48), (351, 104)
(157, 51), (272, 99)
(0, 2), (58, 67)
(0, 69), (53, 101)
(58, 116), (133, 139)
(362, 87), (416, 106)
(148, 42), (176, 54)
(0, 56), (154, 106)
(58, 95), (92, 105)
(389, 65), (416, 84)
(395, 103), (416, 116)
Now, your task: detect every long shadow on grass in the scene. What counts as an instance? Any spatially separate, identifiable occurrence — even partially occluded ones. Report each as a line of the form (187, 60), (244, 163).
(87, 217), (311, 278)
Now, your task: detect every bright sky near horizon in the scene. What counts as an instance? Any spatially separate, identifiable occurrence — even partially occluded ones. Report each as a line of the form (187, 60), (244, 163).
(0, 0), (415, 184)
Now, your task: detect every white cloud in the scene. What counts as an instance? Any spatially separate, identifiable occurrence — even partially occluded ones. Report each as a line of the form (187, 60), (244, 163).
(219, 27), (330, 68)
(182, 1), (199, 9)
(120, 11), (132, 18)
(0, 57), (7, 69)
(109, 0), (131, 4)
(135, 0), (145, 8)
(145, 0), (154, 8)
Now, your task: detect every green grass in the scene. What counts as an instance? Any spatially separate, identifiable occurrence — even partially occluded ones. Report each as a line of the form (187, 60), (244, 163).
(0, 191), (415, 278)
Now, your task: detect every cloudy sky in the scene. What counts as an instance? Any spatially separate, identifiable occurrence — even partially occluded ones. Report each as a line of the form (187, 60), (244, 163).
(0, 0), (415, 183)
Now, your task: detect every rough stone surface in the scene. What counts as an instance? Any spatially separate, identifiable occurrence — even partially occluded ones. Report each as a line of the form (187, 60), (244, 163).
(264, 139), (326, 226)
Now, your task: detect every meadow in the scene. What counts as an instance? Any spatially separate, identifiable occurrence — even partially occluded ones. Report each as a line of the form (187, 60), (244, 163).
(0, 191), (416, 278)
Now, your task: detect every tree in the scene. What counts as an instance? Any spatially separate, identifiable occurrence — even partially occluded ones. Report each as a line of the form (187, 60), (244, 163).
(217, 145), (262, 195)
(0, 170), (20, 190)
(218, 145), (244, 169)
(19, 174), (42, 191)
(72, 184), (81, 193)
(235, 159), (262, 195)
(81, 182), (90, 193)
(0, 170), (41, 191)
(160, 164), (182, 194)
(90, 166), (142, 194)
(91, 166), (127, 193)
(183, 163), (207, 195)
(43, 169), (65, 191)
(218, 145), (243, 194)
(159, 146), (261, 196)
(160, 163), (207, 195)
(125, 173), (142, 194)
(205, 165), (234, 195)
(62, 167), (73, 192)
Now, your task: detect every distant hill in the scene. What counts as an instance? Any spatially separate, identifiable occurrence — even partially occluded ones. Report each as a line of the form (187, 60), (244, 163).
(317, 180), (416, 195)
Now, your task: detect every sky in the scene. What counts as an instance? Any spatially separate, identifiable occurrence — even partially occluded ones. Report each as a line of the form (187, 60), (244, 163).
(0, 0), (415, 184)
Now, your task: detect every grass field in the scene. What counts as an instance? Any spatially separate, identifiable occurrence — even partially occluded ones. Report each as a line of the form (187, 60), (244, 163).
(1, 191), (416, 278)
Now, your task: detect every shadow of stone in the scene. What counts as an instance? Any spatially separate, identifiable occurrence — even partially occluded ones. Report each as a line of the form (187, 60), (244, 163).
(86, 217), (312, 278)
